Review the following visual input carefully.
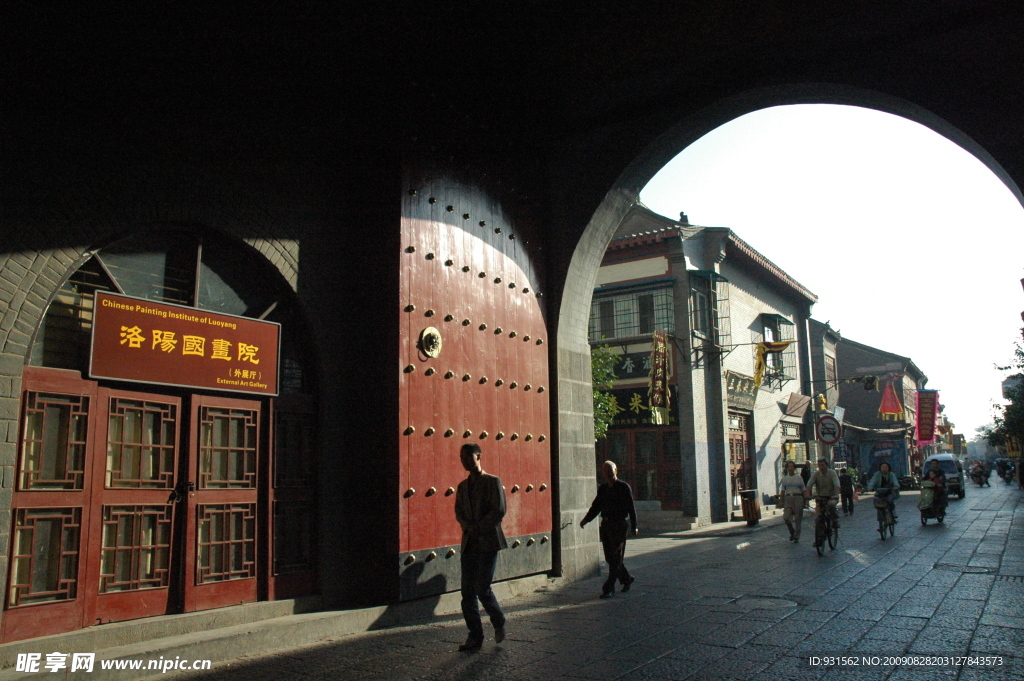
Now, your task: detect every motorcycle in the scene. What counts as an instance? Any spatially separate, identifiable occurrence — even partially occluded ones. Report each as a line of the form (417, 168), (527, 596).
(969, 468), (990, 487)
(918, 480), (946, 525)
(1002, 462), (1016, 485)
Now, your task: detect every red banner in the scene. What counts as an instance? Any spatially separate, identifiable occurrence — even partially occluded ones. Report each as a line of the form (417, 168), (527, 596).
(878, 381), (904, 421)
(916, 390), (939, 444)
(648, 330), (671, 425)
(90, 292), (280, 395)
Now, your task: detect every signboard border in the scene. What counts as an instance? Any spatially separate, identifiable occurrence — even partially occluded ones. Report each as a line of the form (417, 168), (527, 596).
(89, 291), (282, 397)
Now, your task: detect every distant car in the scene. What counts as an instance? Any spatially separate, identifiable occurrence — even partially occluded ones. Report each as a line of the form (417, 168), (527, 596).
(923, 453), (965, 499)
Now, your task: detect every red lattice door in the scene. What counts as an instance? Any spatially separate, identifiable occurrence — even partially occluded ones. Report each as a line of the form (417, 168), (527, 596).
(85, 388), (182, 624)
(183, 395), (261, 612)
(2, 368), (98, 642)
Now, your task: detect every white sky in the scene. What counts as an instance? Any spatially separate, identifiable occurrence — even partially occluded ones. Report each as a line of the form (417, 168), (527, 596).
(640, 104), (1024, 437)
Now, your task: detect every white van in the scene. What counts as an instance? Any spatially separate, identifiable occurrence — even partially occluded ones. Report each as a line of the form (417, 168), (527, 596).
(923, 453), (965, 499)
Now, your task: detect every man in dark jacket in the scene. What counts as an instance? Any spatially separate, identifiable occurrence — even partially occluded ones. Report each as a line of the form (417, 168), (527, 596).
(455, 443), (507, 652)
(838, 467), (855, 516)
(580, 460), (638, 598)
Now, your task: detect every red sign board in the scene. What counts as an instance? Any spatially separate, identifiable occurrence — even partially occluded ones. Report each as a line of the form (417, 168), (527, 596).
(90, 292), (280, 395)
(916, 390), (939, 444)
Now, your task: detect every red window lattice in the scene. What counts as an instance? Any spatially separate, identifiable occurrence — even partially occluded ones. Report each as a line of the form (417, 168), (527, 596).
(8, 507), (81, 607)
(18, 393), (89, 491)
(106, 399), (177, 489)
(199, 408), (257, 489)
(99, 505), (173, 593)
(196, 503), (256, 584)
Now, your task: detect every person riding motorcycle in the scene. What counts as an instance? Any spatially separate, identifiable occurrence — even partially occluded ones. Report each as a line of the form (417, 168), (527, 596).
(969, 460), (990, 487)
(923, 459), (948, 510)
(866, 462), (900, 521)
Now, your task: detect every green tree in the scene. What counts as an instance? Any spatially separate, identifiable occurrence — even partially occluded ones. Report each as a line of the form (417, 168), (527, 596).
(987, 334), (1024, 449)
(592, 344), (620, 441)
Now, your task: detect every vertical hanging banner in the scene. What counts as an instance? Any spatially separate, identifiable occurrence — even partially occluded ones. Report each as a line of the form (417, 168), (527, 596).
(878, 380), (904, 421)
(648, 330), (671, 425)
(916, 390), (939, 444)
(753, 340), (795, 388)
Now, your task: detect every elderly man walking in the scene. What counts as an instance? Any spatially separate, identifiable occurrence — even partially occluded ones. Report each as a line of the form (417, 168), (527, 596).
(580, 461), (638, 598)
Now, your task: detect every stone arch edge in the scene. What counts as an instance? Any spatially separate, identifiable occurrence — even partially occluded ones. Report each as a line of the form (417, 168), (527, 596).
(553, 81), (1024, 578)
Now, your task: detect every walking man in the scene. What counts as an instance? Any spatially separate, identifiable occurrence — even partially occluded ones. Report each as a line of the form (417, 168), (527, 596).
(454, 443), (507, 652)
(779, 460), (806, 542)
(839, 467), (855, 516)
(580, 461), (638, 598)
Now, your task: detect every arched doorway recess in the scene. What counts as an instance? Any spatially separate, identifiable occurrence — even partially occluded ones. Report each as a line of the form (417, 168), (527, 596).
(3, 227), (318, 643)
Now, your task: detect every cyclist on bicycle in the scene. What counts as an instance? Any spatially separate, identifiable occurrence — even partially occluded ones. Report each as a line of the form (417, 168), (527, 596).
(866, 462), (900, 521)
(804, 458), (841, 547)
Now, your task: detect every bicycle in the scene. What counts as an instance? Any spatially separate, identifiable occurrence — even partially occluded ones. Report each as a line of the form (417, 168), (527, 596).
(813, 496), (839, 556)
(873, 488), (896, 540)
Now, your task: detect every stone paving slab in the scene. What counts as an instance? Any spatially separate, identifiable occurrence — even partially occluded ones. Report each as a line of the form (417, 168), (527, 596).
(6, 483), (1022, 680)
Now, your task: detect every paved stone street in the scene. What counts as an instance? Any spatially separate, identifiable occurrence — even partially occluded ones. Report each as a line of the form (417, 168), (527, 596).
(181, 481), (1023, 681)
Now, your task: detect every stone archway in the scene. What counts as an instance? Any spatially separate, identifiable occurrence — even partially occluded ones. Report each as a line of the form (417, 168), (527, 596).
(554, 83), (1024, 575)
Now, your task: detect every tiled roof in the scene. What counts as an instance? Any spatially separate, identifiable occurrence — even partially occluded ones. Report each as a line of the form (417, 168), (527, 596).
(726, 232), (818, 304)
(607, 226), (681, 249)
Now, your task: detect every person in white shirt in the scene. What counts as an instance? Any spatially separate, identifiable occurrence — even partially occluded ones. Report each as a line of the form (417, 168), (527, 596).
(778, 461), (807, 543)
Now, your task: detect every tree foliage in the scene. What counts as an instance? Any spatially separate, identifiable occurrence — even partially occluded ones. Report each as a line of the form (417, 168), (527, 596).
(592, 344), (620, 441)
(986, 333), (1024, 449)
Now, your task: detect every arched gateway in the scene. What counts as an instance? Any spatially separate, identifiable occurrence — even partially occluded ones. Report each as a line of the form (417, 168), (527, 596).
(2, 5), (1023, 646)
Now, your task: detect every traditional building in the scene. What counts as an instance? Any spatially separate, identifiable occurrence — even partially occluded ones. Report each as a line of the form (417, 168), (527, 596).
(835, 337), (929, 479)
(591, 204), (816, 527)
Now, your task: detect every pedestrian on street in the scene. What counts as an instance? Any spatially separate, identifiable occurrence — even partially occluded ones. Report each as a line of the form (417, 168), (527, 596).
(800, 462), (812, 486)
(580, 461), (638, 598)
(805, 458), (841, 547)
(778, 460), (806, 542)
(454, 443), (507, 652)
(839, 467), (855, 516)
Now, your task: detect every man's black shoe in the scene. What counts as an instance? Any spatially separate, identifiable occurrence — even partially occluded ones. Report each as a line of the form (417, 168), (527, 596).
(622, 576), (636, 592)
(494, 625), (506, 644)
(458, 637), (483, 652)
(600, 589), (614, 599)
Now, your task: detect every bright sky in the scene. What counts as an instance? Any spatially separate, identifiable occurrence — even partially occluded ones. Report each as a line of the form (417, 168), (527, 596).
(640, 104), (1024, 437)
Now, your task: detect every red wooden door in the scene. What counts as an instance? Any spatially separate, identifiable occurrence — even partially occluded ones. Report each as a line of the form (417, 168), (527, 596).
(85, 388), (181, 624)
(2, 369), (98, 641)
(399, 176), (552, 560)
(183, 395), (260, 612)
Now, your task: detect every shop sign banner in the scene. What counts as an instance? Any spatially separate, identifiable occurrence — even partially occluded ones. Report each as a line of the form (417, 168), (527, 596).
(726, 371), (756, 410)
(648, 331), (671, 425)
(915, 389), (939, 444)
(613, 352), (654, 380)
(609, 387), (678, 427)
(90, 292), (280, 395)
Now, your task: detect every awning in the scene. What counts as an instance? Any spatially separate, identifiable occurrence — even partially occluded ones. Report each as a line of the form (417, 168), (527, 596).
(760, 313), (794, 326)
(594, 276), (676, 295)
(688, 269), (729, 283)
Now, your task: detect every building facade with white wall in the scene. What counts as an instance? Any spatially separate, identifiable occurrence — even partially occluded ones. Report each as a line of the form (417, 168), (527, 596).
(590, 204), (817, 528)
